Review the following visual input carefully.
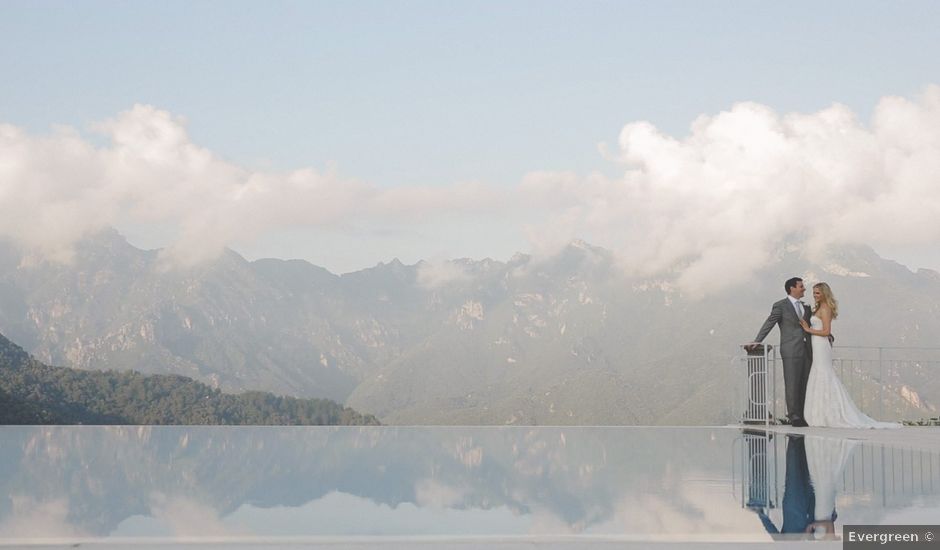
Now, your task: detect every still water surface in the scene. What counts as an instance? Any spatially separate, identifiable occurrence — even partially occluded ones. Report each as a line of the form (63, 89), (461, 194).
(0, 426), (937, 544)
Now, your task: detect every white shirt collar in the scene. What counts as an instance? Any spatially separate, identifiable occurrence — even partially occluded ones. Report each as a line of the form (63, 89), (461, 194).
(788, 295), (802, 306)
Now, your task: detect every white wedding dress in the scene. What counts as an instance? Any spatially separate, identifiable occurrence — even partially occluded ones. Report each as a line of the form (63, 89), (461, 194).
(803, 316), (901, 429)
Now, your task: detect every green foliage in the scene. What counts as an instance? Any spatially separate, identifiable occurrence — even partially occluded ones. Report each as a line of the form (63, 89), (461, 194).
(0, 333), (379, 426)
(902, 417), (940, 426)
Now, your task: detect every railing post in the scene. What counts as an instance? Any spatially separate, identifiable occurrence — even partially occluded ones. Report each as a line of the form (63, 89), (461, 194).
(770, 345), (777, 425)
(763, 348), (768, 426)
(879, 347), (885, 420)
(735, 344), (783, 425)
(881, 445), (887, 508)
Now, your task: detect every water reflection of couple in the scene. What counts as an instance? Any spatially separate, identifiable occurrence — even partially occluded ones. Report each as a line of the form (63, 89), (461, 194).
(753, 434), (857, 541)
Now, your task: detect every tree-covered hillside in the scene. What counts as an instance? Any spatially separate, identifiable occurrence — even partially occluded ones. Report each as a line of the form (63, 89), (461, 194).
(0, 332), (379, 425)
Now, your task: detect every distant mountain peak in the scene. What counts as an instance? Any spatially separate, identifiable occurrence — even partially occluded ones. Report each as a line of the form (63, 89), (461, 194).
(80, 227), (135, 249)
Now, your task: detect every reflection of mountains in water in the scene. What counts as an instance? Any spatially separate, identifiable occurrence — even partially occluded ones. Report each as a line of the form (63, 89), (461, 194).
(0, 427), (736, 536)
(2, 427), (938, 539)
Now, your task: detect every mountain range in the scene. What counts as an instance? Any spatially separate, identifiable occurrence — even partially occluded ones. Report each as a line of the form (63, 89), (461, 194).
(1, 229), (937, 424)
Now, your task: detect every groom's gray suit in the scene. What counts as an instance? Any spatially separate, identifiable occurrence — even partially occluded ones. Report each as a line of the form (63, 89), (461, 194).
(754, 298), (813, 421)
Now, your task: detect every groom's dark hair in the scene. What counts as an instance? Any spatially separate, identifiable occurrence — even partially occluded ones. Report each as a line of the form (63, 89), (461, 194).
(785, 277), (803, 294)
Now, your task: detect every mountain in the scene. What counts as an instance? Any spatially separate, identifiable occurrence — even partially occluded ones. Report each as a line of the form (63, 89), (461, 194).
(0, 331), (379, 425)
(0, 230), (937, 425)
(0, 230), (363, 401)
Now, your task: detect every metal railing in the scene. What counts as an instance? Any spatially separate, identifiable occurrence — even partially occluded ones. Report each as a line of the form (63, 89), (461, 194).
(733, 432), (940, 513)
(734, 344), (940, 425)
(831, 346), (940, 422)
(734, 344), (777, 426)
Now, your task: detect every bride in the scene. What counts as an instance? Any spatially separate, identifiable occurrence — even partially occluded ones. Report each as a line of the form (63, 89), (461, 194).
(799, 283), (900, 429)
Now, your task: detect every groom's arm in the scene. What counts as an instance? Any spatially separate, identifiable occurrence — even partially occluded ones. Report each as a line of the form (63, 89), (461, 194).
(753, 302), (781, 344)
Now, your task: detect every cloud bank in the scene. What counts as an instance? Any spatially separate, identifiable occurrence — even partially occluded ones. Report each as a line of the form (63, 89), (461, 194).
(2, 87), (939, 294)
(0, 105), (507, 267)
(521, 85), (940, 294)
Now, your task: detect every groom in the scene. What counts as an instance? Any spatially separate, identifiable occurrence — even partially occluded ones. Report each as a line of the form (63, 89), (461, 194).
(748, 277), (813, 427)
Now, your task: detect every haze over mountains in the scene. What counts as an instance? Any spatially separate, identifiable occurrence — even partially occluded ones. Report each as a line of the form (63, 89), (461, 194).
(1, 229), (937, 425)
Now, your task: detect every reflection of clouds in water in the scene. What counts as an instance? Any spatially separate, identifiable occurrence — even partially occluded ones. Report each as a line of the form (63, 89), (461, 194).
(528, 505), (582, 535)
(835, 502), (940, 529)
(224, 491), (526, 536)
(148, 492), (247, 537)
(0, 496), (86, 538)
(801, 438), (940, 528)
(881, 505), (940, 524)
(414, 478), (466, 509)
(4, 427), (936, 541)
(526, 499), (614, 535)
(595, 476), (766, 537)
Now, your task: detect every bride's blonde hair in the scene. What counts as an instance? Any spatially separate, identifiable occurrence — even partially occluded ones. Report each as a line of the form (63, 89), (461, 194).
(813, 282), (839, 319)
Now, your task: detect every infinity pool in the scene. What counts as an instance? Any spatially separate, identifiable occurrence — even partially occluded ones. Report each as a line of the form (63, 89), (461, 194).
(0, 426), (937, 547)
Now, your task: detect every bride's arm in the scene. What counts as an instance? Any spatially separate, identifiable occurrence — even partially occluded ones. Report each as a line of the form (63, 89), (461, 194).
(800, 308), (832, 336)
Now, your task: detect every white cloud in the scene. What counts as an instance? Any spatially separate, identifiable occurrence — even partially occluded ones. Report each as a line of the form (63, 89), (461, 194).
(416, 259), (472, 288)
(0, 104), (505, 268)
(0, 496), (87, 539)
(413, 478), (466, 508)
(520, 85), (940, 295)
(147, 492), (245, 537)
(2, 87), (939, 294)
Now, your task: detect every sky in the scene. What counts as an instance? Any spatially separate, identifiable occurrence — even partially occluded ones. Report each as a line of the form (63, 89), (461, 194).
(1, 1), (940, 293)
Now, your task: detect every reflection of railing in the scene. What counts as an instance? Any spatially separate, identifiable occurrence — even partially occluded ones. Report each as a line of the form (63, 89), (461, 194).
(840, 443), (940, 507)
(734, 345), (940, 424)
(734, 432), (940, 514)
(732, 430), (779, 511)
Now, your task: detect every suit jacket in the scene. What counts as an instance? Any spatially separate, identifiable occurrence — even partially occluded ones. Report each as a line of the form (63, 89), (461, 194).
(755, 297), (812, 359)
